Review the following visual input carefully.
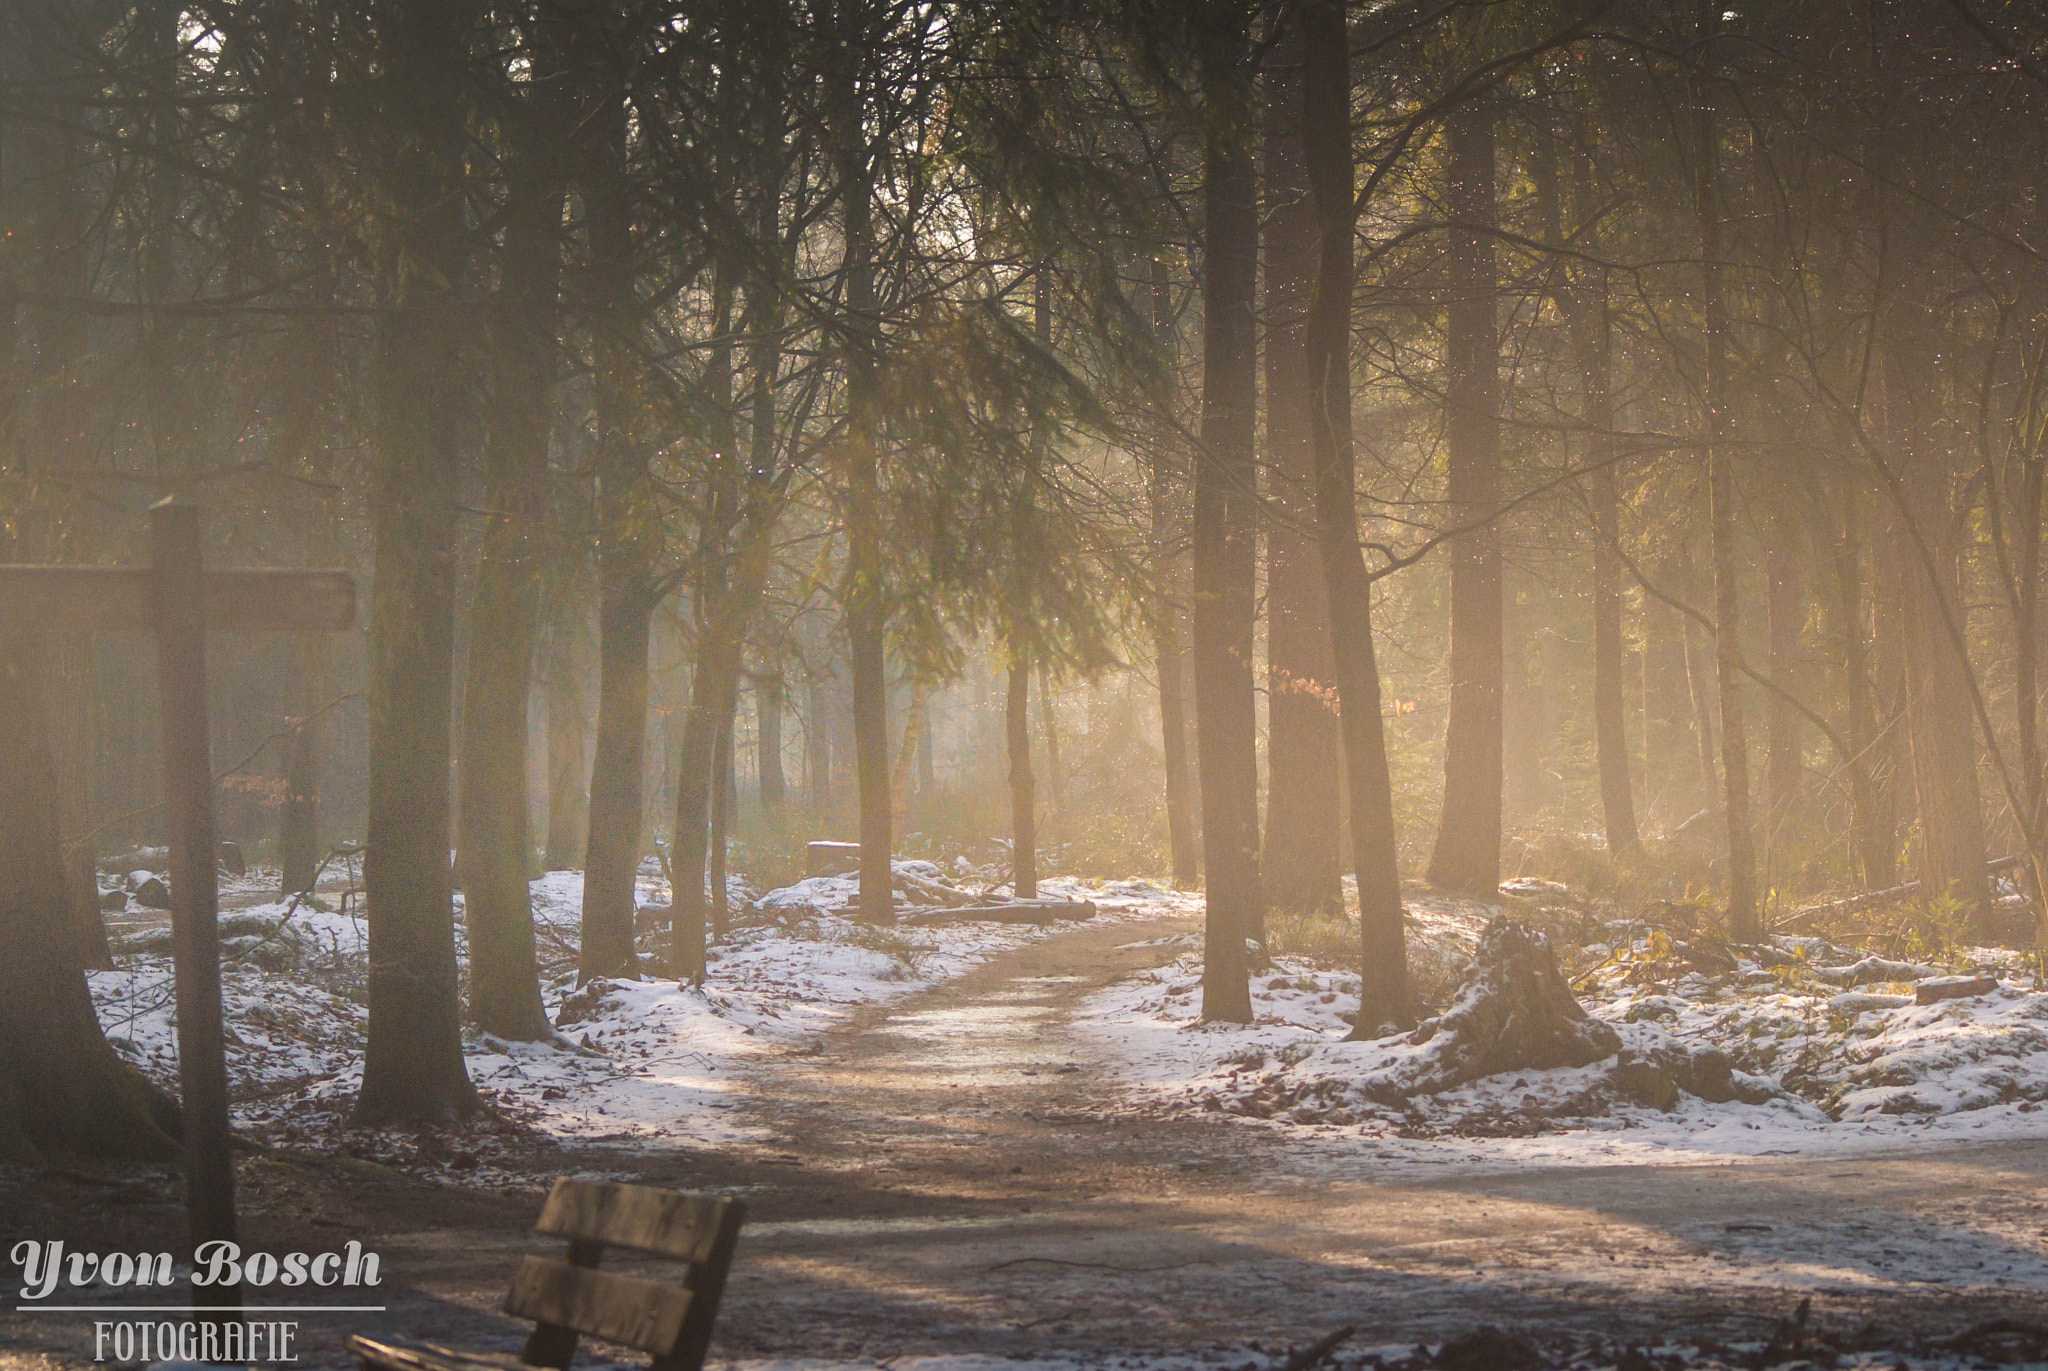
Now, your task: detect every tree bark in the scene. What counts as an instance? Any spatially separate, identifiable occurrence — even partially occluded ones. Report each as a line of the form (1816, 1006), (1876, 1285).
(1693, 82), (1761, 941)
(828, 40), (893, 926)
(10, 50), (106, 969)
(1427, 101), (1505, 896)
(1883, 338), (1991, 938)
(670, 630), (745, 978)
(542, 580), (592, 871)
(272, 256), (344, 900)
(1148, 257), (1200, 888)
(1678, 544), (1723, 813)
(1764, 503), (1805, 828)
(1536, 122), (1639, 857)
(456, 68), (565, 1042)
(0, 634), (178, 1162)
(1300, 0), (1411, 1036)
(1827, 474), (1894, 886)
(1261, 13), (1344, 915)
(1008, 655), (1037, 898)
(757, 675), (786, 806)
(670, 258), (786, 975)
(1193, 9), (1261, 1023)
(279, 638), (326, 895)
(48, 632), (111, 968)
(1038, 667), (1063, 815)
(916, 689), (935, 794)
(2016, 446), (2044, 930)
(710, 699), (733, 942)
(354, 0), (477, 1127)
(1639, 566), (1695, 824)
(806, 672), (833, 811)
(575, 32), (652, 984)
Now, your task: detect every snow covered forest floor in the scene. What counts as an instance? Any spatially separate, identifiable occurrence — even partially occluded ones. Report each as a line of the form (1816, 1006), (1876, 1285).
(1079, 893), (2048, 1170)
(40, 859), (2048, 1369)
(87, 859), (1196, 1176)
(82, 852), (2048, 1188)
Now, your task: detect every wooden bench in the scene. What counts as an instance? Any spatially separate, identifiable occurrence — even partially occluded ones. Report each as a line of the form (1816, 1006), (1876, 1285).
(346, 1179), (746, 1371)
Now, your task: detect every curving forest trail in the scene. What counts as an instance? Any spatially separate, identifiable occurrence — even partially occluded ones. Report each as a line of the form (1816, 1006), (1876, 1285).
(5, 916), (2047, 1370)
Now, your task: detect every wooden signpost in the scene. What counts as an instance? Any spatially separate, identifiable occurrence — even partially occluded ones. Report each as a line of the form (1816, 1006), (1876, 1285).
(0, 498), (355, 1302)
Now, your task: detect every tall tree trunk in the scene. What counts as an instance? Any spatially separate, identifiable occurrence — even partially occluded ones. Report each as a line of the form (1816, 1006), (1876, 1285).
(274, 255), (344, 900)
(1192, 9), (1260, 1023)
(1829, 474), (1894, 886)
(1427, 101), (1505, 896)
(807, 673), (833, 812)
(1678, 544), (1723, 813)
(49, 633), (110, 968)
(1536, 122), (1639, 857)
(1898, 483), (1990, 934)
(1590, 472), (1638, 855)
(831, 56), (893, 926)
(1038, 666), (1063, 815)
(757, 675), (786, 807)
(1007, 656), (1037, 898)
(279, 638), (326, 895)
(1884, 338), (1991, 938)
(575, 45), (652, 984)
(1639, 567), (1694, 824)
(1148, 258), (1200, 887)
(1872, 482), (1911, 875)
(670, 264), (742, 981)
(0, 634), (178, 1162)
(669, 267), (784, 977)
(2017, 448), (2045, 921)
(543, 582), (592, 871)
(1300, 0), (1410, 1035)
(354, 0), (478, 1127)
(456, 77), (565, 1042)
(709, 699), (733, 942)
(670, 633), (745, 979)
(1764, 504), (1805, 830)
(13, 47), (105, 969)
(917, 691), (935, 794)
(1261, 13), (1344, 915)
(1694, 83), (1761, 941)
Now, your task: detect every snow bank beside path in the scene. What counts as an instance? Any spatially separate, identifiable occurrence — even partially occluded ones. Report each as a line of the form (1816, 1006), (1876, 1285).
(87, 866), (1196, 1167)
(1075, 911), (2048, 1172)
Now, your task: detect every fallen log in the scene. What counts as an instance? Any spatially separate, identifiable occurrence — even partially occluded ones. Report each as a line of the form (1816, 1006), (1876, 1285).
(1775, 855), (2024, 933)
(1810, 955), (1940, 987)
(898, 900), (1096, 927)
(1916, 974), (1999, 1005)
(128, 870), (171, 909)
(806, 840), (861, 876)
(893, 867), (999, 906)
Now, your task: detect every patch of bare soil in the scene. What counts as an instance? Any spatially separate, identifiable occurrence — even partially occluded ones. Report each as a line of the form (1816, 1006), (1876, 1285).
(6, 916), (2048, 1370)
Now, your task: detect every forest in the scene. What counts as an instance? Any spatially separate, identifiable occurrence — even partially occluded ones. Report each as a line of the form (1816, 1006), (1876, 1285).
(5, 0), (2048, 1361)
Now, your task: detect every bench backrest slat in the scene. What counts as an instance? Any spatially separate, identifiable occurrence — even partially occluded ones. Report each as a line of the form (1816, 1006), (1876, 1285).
(534, 1180), (737, 1264)
(505, 1257), (693, 1355)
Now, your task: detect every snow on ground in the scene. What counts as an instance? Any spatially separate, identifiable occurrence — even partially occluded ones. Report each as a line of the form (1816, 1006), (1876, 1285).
(87, 864), (1195, 1173)
(1075, 895), (2048, 1173)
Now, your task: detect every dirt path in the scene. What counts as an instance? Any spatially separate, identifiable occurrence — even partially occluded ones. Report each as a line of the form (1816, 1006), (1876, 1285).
(707, 914), (2048, 1361)
(7, 915), (2048, 1370)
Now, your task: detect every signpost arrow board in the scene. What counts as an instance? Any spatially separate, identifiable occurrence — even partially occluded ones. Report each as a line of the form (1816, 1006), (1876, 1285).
(0, 498), (356, 1313)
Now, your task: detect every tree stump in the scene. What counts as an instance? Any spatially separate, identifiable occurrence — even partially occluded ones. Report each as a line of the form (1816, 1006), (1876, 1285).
(1368, 919), (1619, 1101)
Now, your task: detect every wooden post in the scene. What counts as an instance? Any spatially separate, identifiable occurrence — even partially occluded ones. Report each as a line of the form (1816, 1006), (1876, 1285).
(150, 498), (239, 1307)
